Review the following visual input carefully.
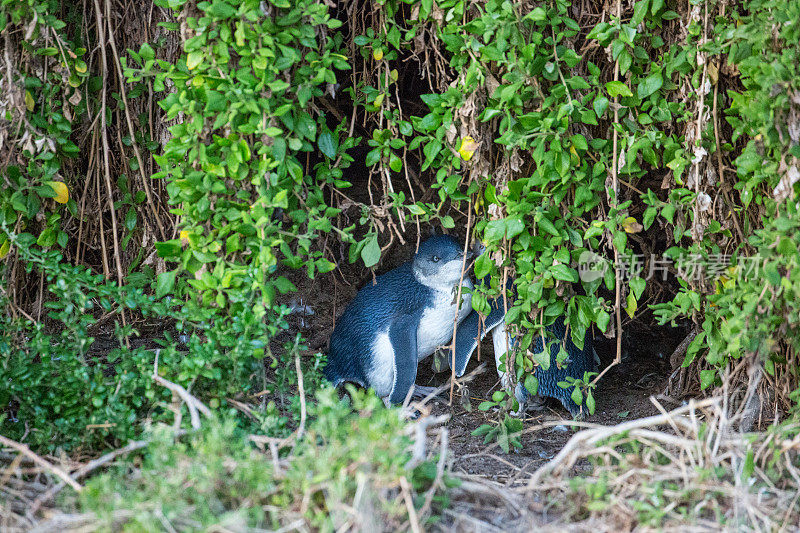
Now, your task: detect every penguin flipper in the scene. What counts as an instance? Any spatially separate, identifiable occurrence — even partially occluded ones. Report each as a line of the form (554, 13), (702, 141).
(450, 288), (509, 377)
(388, 314), (420, 405)
(450, 310), (482, 377)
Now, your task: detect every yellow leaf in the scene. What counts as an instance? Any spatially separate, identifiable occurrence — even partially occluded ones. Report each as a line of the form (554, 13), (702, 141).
(708, 60), (719, 86)
(569, 145), (578, 157)
(74, 60), (87, 74)
(373, 93), (385, 107)
(622, 216), (643, 234)
(458, 136), (480, 161)
(25, 90), (34, 111)
(46, 181), (69, 204)
(625, 291), (637, 318)
(372, 48), (383, 61)
(0, 239), (10, 259)
(389, 69), (399, 82)
(180, 230), (189, 244)
(187, 51), (203, 70)
(474, 194), (484, 215)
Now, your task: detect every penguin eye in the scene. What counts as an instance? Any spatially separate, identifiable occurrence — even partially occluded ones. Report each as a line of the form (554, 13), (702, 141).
(432, 255), (440, 263)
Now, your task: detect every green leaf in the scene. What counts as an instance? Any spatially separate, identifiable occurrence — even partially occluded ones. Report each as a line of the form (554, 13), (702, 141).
(207, 0), (237, 16)
(318, 131), (336, 158)
(593, 95), (609, 118)
(139, 43), (155, 61)
(389, 152), (402, 172)
(478, 401), (495, 411)
(317, 258), (336, 273)
(538, 217), (560, 237)
(532, 344), (551, 371)
(551, 264), (578, 282)
(474, 253), (492, 279)
(625, 291), (637, 318)
(365, 148), (381, 167)
(386, 25), (401, 49)
(472, 423), (494, 435)
(274, 276), (297, 294)
(524, 374), (539, 395)
(764, 263), (780, 286)
(586, 390), (596, 414)
(125, 208), (137, 231)
(605, 81), (633, 97)
(361, 234), (381, 268)
(505, 217), (524, 239)
(525, 6), (546, 21)
(632, 0), (650, 25)
(186, 51), (203, 70)
(484, 220), (506, 242)
(155, 271), (177, 299)
(272, 189), (289, 209)
(295, 113), (317, 141)
(156, 240), (182, 259)
(596, 309), (611, 332)
(571, 134), (588, 152)
(570, 385), (583, 406)
(637, 71), (663, 99)
(643, 206), (657, 230)
(629, 276), (646, 300)
(699, 369), (716, 389)
(407, 203), (426, 215)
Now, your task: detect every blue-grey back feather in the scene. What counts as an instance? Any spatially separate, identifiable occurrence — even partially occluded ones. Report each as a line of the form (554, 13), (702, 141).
(521, 315), (596, 416)
(326, 263), (430, 388)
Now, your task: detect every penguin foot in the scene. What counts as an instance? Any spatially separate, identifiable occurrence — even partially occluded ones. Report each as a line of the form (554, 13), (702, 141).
(410, 385), (446, 401)
(510, 384), (550, 417)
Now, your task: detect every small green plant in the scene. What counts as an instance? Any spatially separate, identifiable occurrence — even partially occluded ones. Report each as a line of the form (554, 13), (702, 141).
(70, 388), (450, 530)
(472, 414), (523, 453)
(558, 371), (599, 415)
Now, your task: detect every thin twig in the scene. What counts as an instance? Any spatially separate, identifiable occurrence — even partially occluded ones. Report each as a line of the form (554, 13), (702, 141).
(528, 397), (719, 486)
(105, 0), (167, 241)
(592, 0), (624, 388)
(92, 0), (128, 338)
(294, 354), (307, 442)
(399, 476), (422, 533)
(405, 414), (450, 470)
(0, 435), (81, 492)
(29, 431), (187, 514)
(449, 195), (474, 405)
(153, 374), (211, 430)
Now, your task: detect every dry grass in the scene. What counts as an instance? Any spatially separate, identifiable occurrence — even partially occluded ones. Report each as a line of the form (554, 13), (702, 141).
(521, 397), (800, 531)
(3, 391), (799, 532)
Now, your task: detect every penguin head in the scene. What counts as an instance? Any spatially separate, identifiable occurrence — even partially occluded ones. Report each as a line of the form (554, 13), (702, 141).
(413, 235), (472, 288)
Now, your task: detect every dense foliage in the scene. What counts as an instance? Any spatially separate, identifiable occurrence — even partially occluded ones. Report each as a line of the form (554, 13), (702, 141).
(1, 0), (798, 454)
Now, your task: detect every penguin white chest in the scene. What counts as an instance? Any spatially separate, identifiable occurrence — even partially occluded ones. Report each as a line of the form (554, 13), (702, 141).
(416, 285), (472, 360)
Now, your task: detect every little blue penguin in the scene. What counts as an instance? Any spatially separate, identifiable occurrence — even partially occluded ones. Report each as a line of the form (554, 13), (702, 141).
(326, 235), (474, 405)
(448, 276), (598, 417)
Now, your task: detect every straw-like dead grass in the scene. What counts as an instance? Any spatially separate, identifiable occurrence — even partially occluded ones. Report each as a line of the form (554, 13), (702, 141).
(3, 391), (798, 532)
(522, 395), (800, 531)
